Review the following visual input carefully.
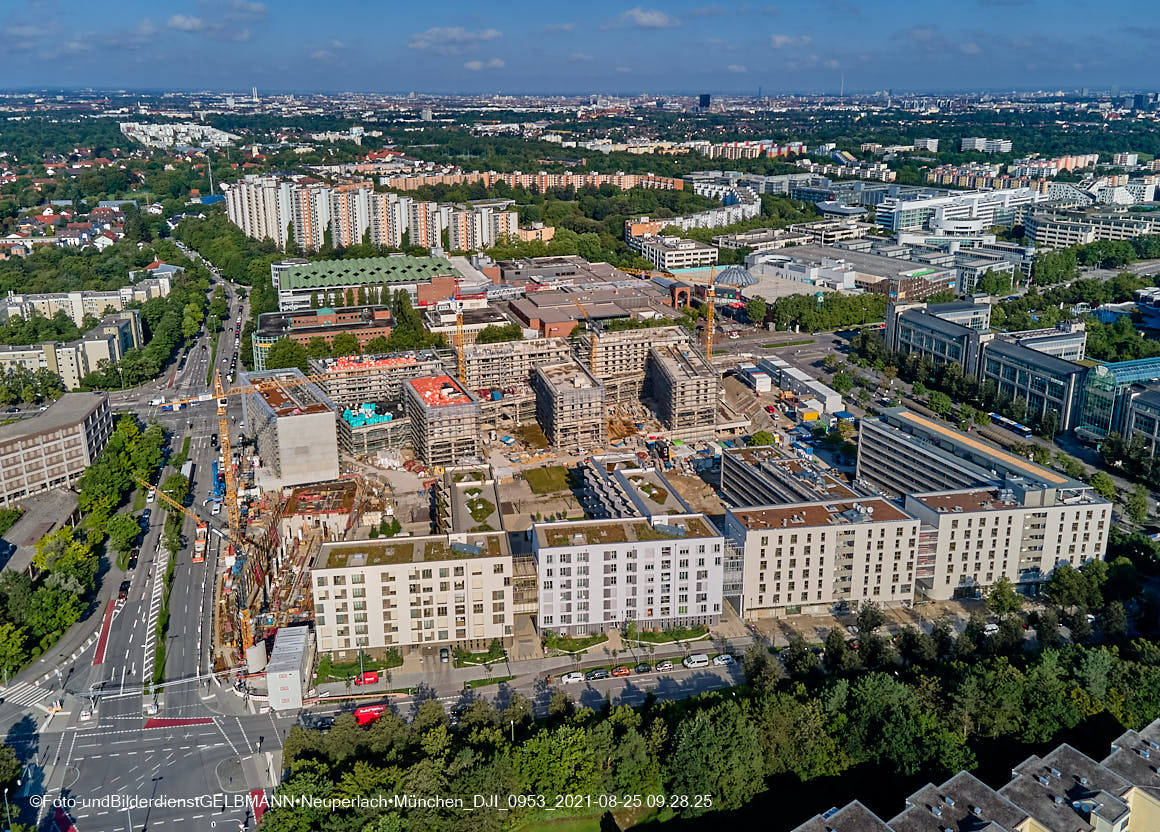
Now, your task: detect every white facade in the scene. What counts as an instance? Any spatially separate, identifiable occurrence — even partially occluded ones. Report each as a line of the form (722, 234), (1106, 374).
(312, 533), (513, 652)
(224, 175), (292, 248)
(639, 235), (719, 270)
(533, 515), (724, 636)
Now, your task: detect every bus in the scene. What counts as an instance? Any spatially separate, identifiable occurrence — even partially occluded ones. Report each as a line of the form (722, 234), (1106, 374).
(989, 412), (1033, 439)
(354, 704), (387, 726)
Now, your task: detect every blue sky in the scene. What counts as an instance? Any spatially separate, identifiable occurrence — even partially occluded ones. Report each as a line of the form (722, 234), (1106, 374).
(2, 0), (1157, 94)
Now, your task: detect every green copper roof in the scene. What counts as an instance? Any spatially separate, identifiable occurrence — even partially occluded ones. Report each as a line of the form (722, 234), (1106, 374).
(280, 256), (461, 291)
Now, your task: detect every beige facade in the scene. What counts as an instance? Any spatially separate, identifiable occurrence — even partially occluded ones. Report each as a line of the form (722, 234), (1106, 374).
(0, 393), (111, 506)
(723, 499), (920, 618)
(312, 532), (513, 653)
(903, 486), (1111, 601)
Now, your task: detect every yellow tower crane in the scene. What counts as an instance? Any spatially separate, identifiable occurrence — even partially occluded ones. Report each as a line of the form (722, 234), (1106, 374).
(703, 264), (716, 359)
(456, 309), (466, 384)
(571, 297), (599, 375)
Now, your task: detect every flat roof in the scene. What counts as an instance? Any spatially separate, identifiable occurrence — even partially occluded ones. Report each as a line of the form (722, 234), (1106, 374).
(0, 392), (106, 444)
(912, 486), (1107, 514)
(407, 375), (473, 407)
(887, 771), (1029, 832)
(649, 343), (714, 379)
(777, 244), (953, 280)
(731, 498), (912, 530)
(316, 532), (508, 569)
(279, 255), (460, 291)
(283, 480), (358, 516)
(254, 378), (331, 417)
(888, 408), (1070, 486)
(537, 360), (600, 391)
(536, 515), (717, 548)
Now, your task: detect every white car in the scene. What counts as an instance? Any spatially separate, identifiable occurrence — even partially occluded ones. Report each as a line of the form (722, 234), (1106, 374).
(558, 671), (584, 685)
(712, 654), (735, 666)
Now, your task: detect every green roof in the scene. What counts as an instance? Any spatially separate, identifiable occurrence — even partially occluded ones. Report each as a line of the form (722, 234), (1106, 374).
(280, 256), (461, 291)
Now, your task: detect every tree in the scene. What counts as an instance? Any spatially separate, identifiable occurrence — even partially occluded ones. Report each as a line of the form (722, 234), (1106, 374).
(0, 622), (27, 676)
(1129, 484), (1149, 524)
(745, 295), (767, 326)
(856, 603), (886, 636)
(162, 473), (190, 506)
(330, 332), (362, 358)
(106, 514), (141, 554)
(830, 371), (853, 394)
(264, 337), (309, 373)
(987, 576), (1022, 617)
(1101, 601), (1128, 641)
(928, 390), (953, 416)
(474, 323), (523, 344)
(1089, 471), (1116, 502)
(748, 430), (775, 447)
(305, 336), (332, 360)
(666, 701), (764, 814)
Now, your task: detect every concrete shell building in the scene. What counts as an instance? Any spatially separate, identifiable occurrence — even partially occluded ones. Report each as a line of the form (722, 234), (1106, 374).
(404, 375), (481, 466)
(533, 360), (606, 451)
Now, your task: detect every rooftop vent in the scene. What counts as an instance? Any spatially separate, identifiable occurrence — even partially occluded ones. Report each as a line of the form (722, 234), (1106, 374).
(1053, 796), (1064, 805)
(1080, 775), (1090, 784)
(1049, 767), (1062, 778)
(971, 806), (982, 816)
(930, 806), (942, 817)
(943, 796), (956, 807)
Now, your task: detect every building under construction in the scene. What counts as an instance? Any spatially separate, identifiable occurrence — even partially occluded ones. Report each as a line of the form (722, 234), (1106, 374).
(578, 325), (692, 404)
(647, 343), (719, 439)
(404, 375), (481, 466)
(309, 351), (444, 409)
(533, 359), (606, 451)
(240, 369), (341, 490)
(461, 337), (571, 390)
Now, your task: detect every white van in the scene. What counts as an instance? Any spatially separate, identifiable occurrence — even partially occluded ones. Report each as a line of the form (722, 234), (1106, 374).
(682, 653), (710, 669)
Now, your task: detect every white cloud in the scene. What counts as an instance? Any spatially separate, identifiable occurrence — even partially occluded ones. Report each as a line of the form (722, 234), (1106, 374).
(770, 33), (811, 48)
(167, 14), (205, 32)
(310, 50), (335, 61)
(615, 66), (632, 73)
(228, 0), (267, 16)
(727, 64), (747, 73)
(960, 41), (982, 54)
(410, 26), (502, 54)
(824, 58), (840, 68)
(691, 4), (727, 16)
(569, 52), (594, 62)
(464, 58), (505, 71)
(621, 7), (680, 28)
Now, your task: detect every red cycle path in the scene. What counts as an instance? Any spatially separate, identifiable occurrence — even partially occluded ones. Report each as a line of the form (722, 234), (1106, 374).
(91, 600), (116, 665)
(144, 717), (215, 729)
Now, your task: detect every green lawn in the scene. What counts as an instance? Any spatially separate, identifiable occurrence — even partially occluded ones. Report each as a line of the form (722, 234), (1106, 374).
(455, 639), (506, 667)
(317, 650), (402, 682)
(544, 631), (608, 653)
(762, 339), (815, 348)
(517, 815), (603, 832)
(628, 624), (709, 643)
(463, 675), (517, 689)
(524, 465), (571, 495)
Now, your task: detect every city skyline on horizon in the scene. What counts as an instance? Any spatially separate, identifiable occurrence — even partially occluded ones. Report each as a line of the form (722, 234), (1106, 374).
(2, 0), (1157, 95)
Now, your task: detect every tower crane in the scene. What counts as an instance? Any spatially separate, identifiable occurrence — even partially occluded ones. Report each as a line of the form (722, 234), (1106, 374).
(571, 297), (599, 374)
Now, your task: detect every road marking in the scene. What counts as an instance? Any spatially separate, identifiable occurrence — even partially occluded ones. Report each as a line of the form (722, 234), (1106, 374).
(0, 682), (53, 707)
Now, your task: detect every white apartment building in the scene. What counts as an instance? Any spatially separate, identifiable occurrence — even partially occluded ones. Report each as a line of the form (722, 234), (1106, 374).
(961, 137), (1013, 154)
(638, 235), (719, 270)
(903, 485), (1111, 600)
(914, 138), (940, 152)
(533, 514), (725, 636)
(311, 532), (513, 653)
(447, 205), (518, 251)
(224, 175), (292, 249)
(722, 499), (921, 618)
(289, 182), (332, 253)
(408, 200), (445, 249)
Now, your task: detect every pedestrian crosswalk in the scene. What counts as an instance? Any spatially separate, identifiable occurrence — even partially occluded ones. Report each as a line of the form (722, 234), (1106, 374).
(2, 682), (53, 708)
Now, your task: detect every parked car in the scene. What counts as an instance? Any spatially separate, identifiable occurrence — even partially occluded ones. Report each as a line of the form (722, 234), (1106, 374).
(439, 647), (450, 663)
(712, 654), (735, 666)
(655, 660), (674, 672)
(118, 580), (131, 601)
(682, 654), (710, 669)
(765, 405), (776, 413)
(611, 665), (631, 677)
(585, 668), (610, 681)
(353, 671), (379, 686)
(633, 663), (652, 674)
(558, 671), (584, 685)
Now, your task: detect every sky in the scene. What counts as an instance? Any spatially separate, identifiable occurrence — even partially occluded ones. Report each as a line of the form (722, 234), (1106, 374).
(2, 0), (1158, 95)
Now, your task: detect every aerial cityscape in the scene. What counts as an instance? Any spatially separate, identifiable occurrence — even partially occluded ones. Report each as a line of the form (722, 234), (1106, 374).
(3, 2), (1160, 831)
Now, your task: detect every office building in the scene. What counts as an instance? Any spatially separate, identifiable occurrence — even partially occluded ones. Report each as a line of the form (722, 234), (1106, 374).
(719, 445), (863, 507)
(647, 343), (718, 439)
(980, 338), (1087, 431)
(914, 137), (939, 151)
(712, 228), (812, 252)
(273, 256), (461, 312)
(1123, 388), (1160, 457)
(637, 235), (719, 270)
(251, 305), (393, 371)
(856, 407), (1084, 498)
(798, 720), (1160, 832)
(312, 531), (513, 652)
(532, 514), (724, 636)
(404, 375), (481, 466)
(533, 360), (605, 451)
(722, 498), (920, 618)
(1024, 206), (1160, 248)
(1077, 357), (1160, 441)
(876, 187), (1044, 233)
(0, 393), (111, 506)
(422, 306), (512, 347)
(240, 369), (341, 490)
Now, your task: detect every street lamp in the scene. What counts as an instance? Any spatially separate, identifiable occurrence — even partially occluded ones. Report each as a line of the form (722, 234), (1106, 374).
(4, 786), (11, 830)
